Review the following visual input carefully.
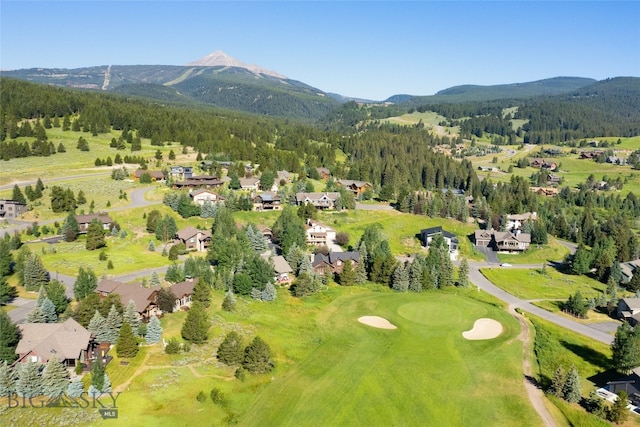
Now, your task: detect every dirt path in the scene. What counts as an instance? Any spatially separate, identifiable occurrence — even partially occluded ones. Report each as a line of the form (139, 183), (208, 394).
(509, 305), (557, 427)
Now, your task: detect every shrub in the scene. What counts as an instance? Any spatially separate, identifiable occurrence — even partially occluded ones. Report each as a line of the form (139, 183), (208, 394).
(196, 391), (207, 402)
(165, 338), (180, 354)
(210, 388), (227, 405)
(99, 250), (108, 261)
(234, 367), (247, 381)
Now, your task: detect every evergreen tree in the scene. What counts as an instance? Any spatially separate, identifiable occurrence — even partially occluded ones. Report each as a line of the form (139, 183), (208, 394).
(563, 366), (581, 403)
(285, 243), (304, 273)
(86, 220), (106, 250)
(339, 260), (356, 286)
(16, 361), (42, 397)
(629, 270), (640, 293)
(105, 304), (123, 344)
(391, 263), (409, 291)
(408, 257), (424, 292)
(145, 315), (162, 344)
(609, 261), (623, 284)
(261, 282), (277, 301)
(243, 336), (274, 374)
(148, 240), (156, 251)
(221, 290), (236, 312)
(74, 266), (97, 300)
(90, 360), (105, 393)
(0, 239), (13, 276)
(41, 357), (69, 398)
(23, 254), (48, 291)
(217, 331), (245, 366)
(123, 300), (141, 336)
(12, 184), (26, 204)
(116, 321), (139, 358)
(40, 297), (58, 323)
(192, 278), (211, 308)
(146, 209), (161, 233)
(26, 305), (47, 323)
(181, 301), (210, 344)
(355, 260), (368, 285)
(609, 390), (629, 424)
(298, 256), (313, 276)
(155, 214), (178, 242)
(457, 258), (470, 287)
(0, 275), (18, 305)
(271, 207), (306, 255)
(62, 213), (80, 242)
(611, 321), (640, 374)
(0, 361), (17, 396)
(66, 377), (84, 398)
(45, 280), (69, 314)
(88, 310), (109, 343)
(150, 271), (161, 287)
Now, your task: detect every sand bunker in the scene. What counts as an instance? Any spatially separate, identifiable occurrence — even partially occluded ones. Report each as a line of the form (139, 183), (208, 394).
(358, 316), (397, 330)
(462, 318), (503, 340)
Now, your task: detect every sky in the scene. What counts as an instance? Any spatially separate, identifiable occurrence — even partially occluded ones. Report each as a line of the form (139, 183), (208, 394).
(1, 1), (639, 100)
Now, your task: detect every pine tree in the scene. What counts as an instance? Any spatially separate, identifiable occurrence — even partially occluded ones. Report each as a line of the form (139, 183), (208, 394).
(86, 221), (106, 251)
(355, 260), (368, 285)
(23, 254), (48, 291)
(16, 361), (42, 397)
(90, 360), (105, 394)
(0, 239), (13, 277)
(408, 257), (423, 292)
(149, 271), (161, 287)
(611, 321), (640, 374)
(192, 278), (211, 308)
(41, 357), (69, 398)
(0, 275), (18, 305)
(0, 361), (17, 396)
(12, 184), (26, 204)
(181, 301), (210, 344)
(217, 331), (245, 366)
(145, 315), (162, 344)
(563, 366), (581, 403)
(148, 240), (156, 252)
(285, 243), (303, 273)
(298, 256), (313, 275)
(88, 310), (109, 343)
(123, 300), (141, 336)
(549, 366), (566, 397)
(26, 306), (47, 323)
(222, 291), (236, 312)
(62, 213), (80, 242)
(457, 258), (469, 287)
(243, 336), (274, 374)
(74, 266), (98, 300)
(0, 311), (20, 363)
(610, 390), (630, 424)
(116, 321), (139, 358)
(45, 280), (69, 314)
(105, 304), (123, 344)
(391, 263), (409, 291)
(339, 260), (356, 286)
(66, 377), (84, 398)
(261, 282), (277, 301)
(40, 297), (58, 323)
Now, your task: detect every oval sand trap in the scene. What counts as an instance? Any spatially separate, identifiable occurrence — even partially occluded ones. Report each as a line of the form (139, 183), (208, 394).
(358, 316), (397, 330)
(462, 318), (503, 340)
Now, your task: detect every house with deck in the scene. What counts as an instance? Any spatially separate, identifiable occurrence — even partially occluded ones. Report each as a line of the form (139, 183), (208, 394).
(176, 226), (211, 252)
(0, 199), (28, 219)
(252, 192), (282, 211)
(419, 226), (459, 260)
(312, 251), (361, 275)
(305, 219), (336, 247)
(189, 189), (224, 206)
(473, 229), (531, 253)
(336, 179), (372, 196)
(75, 213), (112, 233)
(170, 277), (196, 311)
(295, 192), (340, 210)
(96, 279), (160, 319)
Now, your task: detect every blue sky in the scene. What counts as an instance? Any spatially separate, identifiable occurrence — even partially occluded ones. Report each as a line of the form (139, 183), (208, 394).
(1, 1), (639, 100)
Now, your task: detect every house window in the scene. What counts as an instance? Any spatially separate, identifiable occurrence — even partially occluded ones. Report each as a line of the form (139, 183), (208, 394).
(30, 355), (38, 363)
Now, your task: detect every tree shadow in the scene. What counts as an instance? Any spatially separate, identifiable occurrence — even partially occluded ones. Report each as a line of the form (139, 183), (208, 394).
(587, 368), (623, 388)
(560, 340), (611, 372)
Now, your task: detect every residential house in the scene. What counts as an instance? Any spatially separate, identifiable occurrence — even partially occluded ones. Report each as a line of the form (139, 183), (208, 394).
(336, 179), (372, 196)
(504, 212), (537, 232)
(14, 318), (94, 368)
(580, 150), (604, 159)
(606, 155), (626, 165)
(269, 255), (293, 284)
(441, 188), (465, 197)
(621, 259), (640, 284)
(0, 199), (28, 219)
(316, 167), (331, 180)
(473, 229), (531, 253)
(607, 367), (640, 406)
(276, 170), (292, 184)
(173, 176), (225, 190)
(75, 213), (112, 233)
(530, 186), (559, 197)
(312, 251), (361, 275)
(239, 177), (261, 191)
(617, 298), (640, 326)
(133, 169), (165, 181)
(176, 226), (211, 252)
(295, 192), (340, 210)
(170, 165), (193, 181)
(189, 189), (224, 206)
(256, 225), (273, 242)
(419, 226), (459, 260)
(546, 174), (561, 185)
(170, 277), (196, 311)
(305, 219), (336, 247)
(530, 158), (557, 170)
(96, 279), (160, 319)
(252, 192), (282, 211)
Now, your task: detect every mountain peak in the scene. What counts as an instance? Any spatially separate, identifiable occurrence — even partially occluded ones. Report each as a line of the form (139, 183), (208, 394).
(186, 50), (287, 79)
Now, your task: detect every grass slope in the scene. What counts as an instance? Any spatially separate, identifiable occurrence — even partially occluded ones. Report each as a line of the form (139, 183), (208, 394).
(241, 292), (538, 426)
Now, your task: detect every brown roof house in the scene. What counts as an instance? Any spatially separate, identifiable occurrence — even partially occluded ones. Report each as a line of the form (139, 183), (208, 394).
(295, 192), (340, 210)
(336, 179), (372, 196)
(312, 251), (361, 275)
(170, 277), (196, 311)
(15, 318), (94, 368)
(474, 229), (531, 252)
(271, 255), (294, 284)
(239, 177), (261, 191)
(189, 189), (224, 206)
(133, 169), (165, 181)
(316, 167), (331, 180)
(96, 279), (160, 319)
(176, 226), (211, 252)
(252, 192), (282, 211)
(75, 213), (112, 233)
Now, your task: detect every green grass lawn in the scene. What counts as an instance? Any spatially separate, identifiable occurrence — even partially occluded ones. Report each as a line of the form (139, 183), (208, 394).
(383, 111), (460, 136)
(498, 236), (570, 264)
(480, 267), (606, 300)
(241, 292), (537, 426)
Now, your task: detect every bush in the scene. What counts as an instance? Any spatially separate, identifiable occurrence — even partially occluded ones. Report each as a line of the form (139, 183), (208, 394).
(196, 391), (207, 402)
(210, 388), (227, 405)
(165, 338), (180, 354)
(234, 367), (247, 381)
(99, 250), (108, 261)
